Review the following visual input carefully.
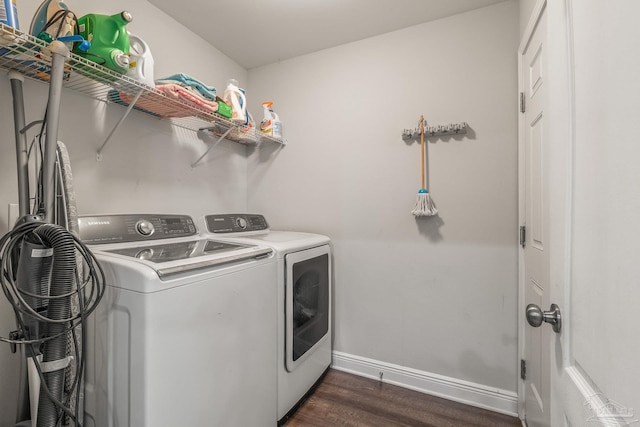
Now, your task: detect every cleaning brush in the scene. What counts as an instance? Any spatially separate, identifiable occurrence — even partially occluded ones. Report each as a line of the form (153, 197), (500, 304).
(411, 115), (438, 217)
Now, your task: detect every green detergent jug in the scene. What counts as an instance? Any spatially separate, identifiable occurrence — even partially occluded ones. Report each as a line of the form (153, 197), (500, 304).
(75, 11), (132, 73)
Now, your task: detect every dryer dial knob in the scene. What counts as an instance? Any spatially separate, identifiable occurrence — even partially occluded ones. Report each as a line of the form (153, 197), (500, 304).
(235, 217), (248, 230)
(136, 220), (155, 236)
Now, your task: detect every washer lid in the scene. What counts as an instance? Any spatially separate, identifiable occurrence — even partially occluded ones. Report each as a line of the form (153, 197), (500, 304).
(97, 238), (272, 278)
(104, 239), (244, 263)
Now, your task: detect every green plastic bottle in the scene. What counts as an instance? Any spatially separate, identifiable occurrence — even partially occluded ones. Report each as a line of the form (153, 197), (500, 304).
(75, 11), (133, 73)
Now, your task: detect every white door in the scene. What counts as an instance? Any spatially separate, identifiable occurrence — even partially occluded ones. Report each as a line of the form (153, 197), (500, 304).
(519, 3), (549, 426)
(521, 1), (640, 426)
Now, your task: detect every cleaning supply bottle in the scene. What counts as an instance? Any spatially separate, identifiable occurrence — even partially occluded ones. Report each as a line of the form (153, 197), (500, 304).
(223, 79), (247, 124)
(272, 108), (282, 140)
(1, 0), (19, 29)
(260, 101), (282, 140)
(126, 33), (155, 87)
(260, 102), (273, 136)
(74, 11), (133, 73)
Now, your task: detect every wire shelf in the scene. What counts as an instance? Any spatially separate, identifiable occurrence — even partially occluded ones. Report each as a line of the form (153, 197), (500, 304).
(0, 23), (284, 146)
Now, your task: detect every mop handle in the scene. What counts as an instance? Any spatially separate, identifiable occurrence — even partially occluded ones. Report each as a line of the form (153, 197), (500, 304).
(420, 115), (425, 189)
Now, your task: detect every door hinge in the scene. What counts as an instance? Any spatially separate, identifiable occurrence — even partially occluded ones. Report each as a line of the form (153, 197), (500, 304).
(521, 359), (527, 380)
(520, 225), (526, 248)
(520, 92), (526, 113)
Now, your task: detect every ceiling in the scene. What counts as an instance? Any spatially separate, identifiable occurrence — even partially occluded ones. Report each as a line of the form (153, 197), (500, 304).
(147, 0), (508, 69)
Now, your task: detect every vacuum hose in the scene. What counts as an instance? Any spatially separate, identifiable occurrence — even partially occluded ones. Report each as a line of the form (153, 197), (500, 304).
(1, 218), (106, 427)
(32, 224), (75, 427)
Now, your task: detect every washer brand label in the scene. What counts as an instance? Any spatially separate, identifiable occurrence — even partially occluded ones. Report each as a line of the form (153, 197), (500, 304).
(86, 220), (111, 226)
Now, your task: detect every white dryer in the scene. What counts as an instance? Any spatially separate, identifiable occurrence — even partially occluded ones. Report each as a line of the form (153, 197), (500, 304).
(199, 213), (332, 425)
(78, 214), (277, 427)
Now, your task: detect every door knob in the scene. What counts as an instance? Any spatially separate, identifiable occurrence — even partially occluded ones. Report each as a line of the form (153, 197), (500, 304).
(526, 303), (562, 333)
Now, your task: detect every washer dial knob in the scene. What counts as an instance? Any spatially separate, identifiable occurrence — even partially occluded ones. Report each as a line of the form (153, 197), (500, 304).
(136, 220), (155, 236)
(235, 217), (248, 230)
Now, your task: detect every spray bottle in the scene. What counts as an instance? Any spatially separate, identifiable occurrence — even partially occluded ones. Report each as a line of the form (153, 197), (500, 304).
(260, 101), (282, 140)
(223, 79), (247, 123)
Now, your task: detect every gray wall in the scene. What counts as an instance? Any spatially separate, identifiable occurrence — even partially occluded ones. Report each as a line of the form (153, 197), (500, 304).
(247, 1), (520, 391)
(0, 0), (247, 424)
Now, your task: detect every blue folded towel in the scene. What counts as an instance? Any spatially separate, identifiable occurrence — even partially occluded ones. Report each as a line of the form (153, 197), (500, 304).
(155, 73), (217, 101)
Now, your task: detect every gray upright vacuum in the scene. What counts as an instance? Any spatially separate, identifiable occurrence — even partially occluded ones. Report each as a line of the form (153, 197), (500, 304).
(5, 40), (96, 427)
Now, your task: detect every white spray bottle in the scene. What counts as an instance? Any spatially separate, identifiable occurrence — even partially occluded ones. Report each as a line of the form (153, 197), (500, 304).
(260, 101), (282, 140)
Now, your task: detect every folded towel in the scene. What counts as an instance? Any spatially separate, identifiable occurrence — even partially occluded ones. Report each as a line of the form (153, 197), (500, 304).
(109, 83), (219, 118)
(155, 73), (217, 101)
(155, 83), (219, 114)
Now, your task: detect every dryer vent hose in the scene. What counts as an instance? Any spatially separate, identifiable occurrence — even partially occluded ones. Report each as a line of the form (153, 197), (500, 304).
(33, 224), (75, 427)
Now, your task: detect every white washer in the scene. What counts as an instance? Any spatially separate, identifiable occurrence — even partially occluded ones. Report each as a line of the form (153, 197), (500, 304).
(199, 213), (332, 424)
(78, 214), (277, 427)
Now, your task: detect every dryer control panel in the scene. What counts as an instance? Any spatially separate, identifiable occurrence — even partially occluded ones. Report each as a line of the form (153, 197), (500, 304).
(79, 214), (197, 244)
(205, 214), (269, 234)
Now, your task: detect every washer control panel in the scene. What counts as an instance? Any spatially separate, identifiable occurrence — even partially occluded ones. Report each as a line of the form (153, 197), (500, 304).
(78, 214), (197, 244)
(205, 214), (269, 234)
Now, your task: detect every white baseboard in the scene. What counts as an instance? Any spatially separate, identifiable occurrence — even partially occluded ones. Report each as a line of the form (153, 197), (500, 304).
(331, 351), (518, 418)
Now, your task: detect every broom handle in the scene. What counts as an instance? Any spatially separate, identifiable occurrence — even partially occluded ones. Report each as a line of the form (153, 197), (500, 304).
(420, 115), (425, 189)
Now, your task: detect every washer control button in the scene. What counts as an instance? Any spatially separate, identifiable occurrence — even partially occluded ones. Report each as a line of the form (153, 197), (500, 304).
(235, 217), (248, 230)
(136, 220), (155, 236)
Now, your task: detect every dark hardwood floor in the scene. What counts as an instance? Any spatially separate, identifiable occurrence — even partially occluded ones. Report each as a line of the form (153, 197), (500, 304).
(284, 369), (521, 427)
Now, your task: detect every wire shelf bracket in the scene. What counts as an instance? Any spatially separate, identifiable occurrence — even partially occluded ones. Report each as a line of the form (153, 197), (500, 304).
(191, 126), (233, 168)
(96, 89), (144, 161)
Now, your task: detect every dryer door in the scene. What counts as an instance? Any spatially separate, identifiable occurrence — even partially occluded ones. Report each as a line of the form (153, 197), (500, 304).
(285, 245), (331, 372)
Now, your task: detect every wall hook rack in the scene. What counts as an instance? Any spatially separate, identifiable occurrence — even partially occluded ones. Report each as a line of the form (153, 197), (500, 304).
(402, 121), (468, 140)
